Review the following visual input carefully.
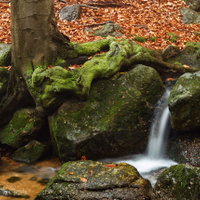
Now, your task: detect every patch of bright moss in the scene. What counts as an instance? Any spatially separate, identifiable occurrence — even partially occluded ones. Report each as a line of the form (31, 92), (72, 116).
(133, 36), (147, 43)
(148, 36), (158, 42)
(174, 61), (183, 67)
(185, 41), (200, 48)
(167, 32), (179, 43)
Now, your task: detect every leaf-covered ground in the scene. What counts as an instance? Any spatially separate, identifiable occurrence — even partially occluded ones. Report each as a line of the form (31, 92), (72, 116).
(0, 0), (200, 50)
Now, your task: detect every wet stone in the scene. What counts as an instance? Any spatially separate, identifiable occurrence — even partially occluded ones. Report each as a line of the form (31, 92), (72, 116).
(6, 176), (22, 183)
(30, 176), (37, 181)
(37, 177), (51, 185)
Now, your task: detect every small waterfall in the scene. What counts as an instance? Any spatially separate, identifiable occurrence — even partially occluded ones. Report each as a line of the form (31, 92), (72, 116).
(146, 89), (171, 159)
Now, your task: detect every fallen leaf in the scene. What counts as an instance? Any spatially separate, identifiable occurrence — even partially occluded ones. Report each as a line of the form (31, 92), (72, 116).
(105, 164), (116, 168)
(183, 64), (190, 68)
(80, 177), (87, 183)
(81, 156), (86, 160)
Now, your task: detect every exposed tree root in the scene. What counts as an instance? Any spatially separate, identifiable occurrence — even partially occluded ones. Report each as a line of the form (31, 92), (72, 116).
(29, 37), (198, 110)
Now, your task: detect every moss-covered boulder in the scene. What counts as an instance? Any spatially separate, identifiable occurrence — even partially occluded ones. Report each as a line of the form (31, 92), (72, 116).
(152, 164), (200, 200)
(34, 160), (152, 200)
(0, 108), (44, 148)
(168, 71), (200, 131)
(167, 131), (200, 167)
(0, 43), (11, 66)
(12, 140), (48, 163)
(48, 64), (165, 162)
(166, 42), (200, 69)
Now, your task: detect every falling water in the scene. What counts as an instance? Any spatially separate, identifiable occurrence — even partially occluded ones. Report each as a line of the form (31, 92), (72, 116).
(146, 89), (171, 159)
(101, 84), (177, 185)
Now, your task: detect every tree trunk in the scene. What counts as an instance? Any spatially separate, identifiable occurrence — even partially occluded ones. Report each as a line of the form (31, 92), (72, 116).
(11, 0), (69, 72)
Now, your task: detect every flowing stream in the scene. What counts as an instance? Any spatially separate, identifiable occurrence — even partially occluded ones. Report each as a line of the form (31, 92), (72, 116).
(102, 86), (177, 185)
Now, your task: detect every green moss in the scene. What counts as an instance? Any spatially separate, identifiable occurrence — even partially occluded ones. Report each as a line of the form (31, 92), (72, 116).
(133, 36), (147, 43)
(174, 61), (183, 67)
(148, 36), (158, 42)
(73, 38), (111, 56)
(185, 41), (200, 48)
(54, 57), (67, 67)
(167, 32), (179, 43)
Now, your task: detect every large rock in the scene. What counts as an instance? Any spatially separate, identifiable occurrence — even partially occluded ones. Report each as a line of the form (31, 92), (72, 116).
(168, 71), (200, 132)
(34, 160), (152, 200)
(152, 164), (200, 200)
(12, 140), (48, 163)
(166, 42), (200, 69)
(181, 7), (200, 24)
(59, 4), (82, 22)
(49, 64), (165, 162)
(0, 108), (44, 148)
(167, 131), (200, 167)
(185, 0), (200, 11)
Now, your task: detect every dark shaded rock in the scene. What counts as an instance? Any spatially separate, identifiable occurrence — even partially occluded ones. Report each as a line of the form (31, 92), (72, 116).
(59, 4), (82, 22)
(34, 160), (152, 200)
(12, 140), (48, 163)
(0, 68), (9, 99)
(152, 164), (200, 200)
(7, 176), (22, 183)
(0, 188), (30, 198)
(30, 176), (38, 181)
(166, 42), (200, 69)
(161, 45), (180, 61)
(93, 22), (123, 37)
(168, 71), (200, 132)
(0, 43), (11, 66)
(0, 108), (44, 148)
(185, 0), (200, 11)
(167, 131), (200, 167)
(37, 177), (51, 185)
(49, 64), (165, 161)
(181, 7), (200, 24)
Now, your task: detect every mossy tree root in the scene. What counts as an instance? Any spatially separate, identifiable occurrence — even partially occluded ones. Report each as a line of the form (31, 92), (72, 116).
(26, 38), (200, 110)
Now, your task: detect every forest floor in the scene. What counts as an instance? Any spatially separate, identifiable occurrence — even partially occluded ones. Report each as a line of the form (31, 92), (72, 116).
(0, 0), (200, 50)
